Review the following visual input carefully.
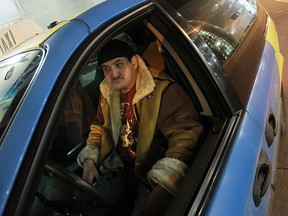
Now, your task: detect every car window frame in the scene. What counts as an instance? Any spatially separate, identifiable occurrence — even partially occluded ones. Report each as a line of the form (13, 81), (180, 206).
(152, 0), (242, 114)
(223, 2), (267, 106)
(145, 9), (245, 215)
(0, 48), (45, 143)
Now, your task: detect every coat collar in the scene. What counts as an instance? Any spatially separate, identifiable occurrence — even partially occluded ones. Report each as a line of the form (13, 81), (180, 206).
(99, 55), (156, 104)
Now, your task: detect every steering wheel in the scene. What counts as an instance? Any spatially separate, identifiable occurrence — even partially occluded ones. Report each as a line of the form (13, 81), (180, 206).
(44, 160), (113, 207)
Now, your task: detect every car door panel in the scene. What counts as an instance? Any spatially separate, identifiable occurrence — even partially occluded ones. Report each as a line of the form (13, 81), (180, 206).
(246, 42), (281, 127)
(203, 111), (267, 215)
(246, 41), (281, 178)
(204, 40), (282, 215)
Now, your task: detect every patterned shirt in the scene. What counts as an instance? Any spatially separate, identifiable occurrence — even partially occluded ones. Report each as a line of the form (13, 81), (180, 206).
(117, 85), (138, 170)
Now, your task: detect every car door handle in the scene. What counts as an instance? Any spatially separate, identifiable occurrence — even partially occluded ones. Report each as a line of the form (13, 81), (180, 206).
(253, 150), (271, 207)
(265, 111), (277, 147)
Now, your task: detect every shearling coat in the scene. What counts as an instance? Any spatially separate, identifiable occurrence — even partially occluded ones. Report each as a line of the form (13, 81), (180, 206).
(77, 55), (203, 195)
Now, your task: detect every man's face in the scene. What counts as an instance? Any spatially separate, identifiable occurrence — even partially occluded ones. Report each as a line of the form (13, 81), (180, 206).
(101, 56), (138, 93)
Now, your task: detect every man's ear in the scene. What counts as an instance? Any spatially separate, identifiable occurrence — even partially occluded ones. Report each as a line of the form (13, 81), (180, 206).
(131, 55), (139, 70)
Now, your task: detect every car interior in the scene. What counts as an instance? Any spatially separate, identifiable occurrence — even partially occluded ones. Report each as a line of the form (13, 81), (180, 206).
(28, 18), (226, 216)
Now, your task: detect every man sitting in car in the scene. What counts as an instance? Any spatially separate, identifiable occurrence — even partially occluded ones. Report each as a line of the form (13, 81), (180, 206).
(77, 39), (203, 215)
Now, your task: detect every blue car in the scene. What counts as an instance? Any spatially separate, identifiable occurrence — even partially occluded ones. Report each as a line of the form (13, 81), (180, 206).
(0, 0), (284, 215)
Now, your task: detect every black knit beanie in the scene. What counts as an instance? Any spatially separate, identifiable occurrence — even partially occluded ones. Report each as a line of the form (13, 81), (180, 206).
(98, 39), (135, 65)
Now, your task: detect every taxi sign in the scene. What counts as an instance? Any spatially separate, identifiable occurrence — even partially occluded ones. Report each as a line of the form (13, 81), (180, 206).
(0, 19), (43, 58)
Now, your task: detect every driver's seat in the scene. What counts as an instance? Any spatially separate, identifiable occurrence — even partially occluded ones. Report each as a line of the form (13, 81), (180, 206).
(50, 82), (96, 166)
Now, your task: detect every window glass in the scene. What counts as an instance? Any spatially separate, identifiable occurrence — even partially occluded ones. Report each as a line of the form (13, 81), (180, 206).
(79, 58), (97, 87)
(166, 0), (257, 63)
(0, 50), (43, 137)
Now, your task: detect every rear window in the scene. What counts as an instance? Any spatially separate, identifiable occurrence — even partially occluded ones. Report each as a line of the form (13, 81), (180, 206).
(166, 0), (257, 64)
(0, 50), (43, 138)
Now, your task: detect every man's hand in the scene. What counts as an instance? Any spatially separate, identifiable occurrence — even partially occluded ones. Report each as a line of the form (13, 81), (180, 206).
(144, 184), (173, 216)
(83, 159), (101, 184)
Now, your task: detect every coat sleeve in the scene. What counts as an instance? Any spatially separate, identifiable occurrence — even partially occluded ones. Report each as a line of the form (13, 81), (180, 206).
(158, 83), (203, 163)
(77, 97), (104, 167)
(147, 83), (203, 195)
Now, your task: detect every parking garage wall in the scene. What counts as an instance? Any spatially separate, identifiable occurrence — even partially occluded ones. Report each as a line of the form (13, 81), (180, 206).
(1, 0), (105, 29)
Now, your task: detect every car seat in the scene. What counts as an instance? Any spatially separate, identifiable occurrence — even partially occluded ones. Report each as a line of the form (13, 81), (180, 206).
(50, 82), (96, 166)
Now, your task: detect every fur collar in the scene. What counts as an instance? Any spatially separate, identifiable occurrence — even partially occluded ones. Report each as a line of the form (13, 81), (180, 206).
(99, 55), (156, 104)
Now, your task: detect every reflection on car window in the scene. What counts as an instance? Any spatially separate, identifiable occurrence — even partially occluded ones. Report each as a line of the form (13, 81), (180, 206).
(79, 58), (97, 87)
(166, 0), (257, 63)
(0, 50), (43, 138)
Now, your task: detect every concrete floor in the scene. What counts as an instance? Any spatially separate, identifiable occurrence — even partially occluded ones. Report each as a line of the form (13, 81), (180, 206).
(259, 0), (288, 215)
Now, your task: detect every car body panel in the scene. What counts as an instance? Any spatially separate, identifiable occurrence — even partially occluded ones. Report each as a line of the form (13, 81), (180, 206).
(196, 111), (263, 215)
